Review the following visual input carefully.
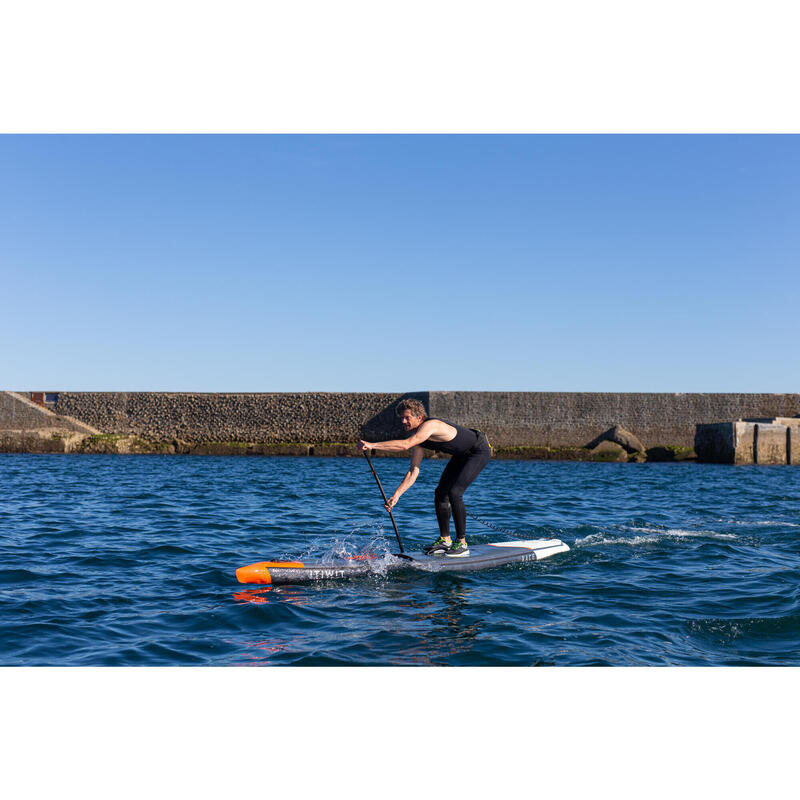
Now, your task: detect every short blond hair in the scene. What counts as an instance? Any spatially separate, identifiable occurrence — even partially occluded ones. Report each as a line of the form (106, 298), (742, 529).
(396, 398), (427, 419)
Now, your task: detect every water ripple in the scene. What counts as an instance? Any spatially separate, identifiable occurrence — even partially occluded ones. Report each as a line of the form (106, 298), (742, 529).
(1, 455), (799, 665)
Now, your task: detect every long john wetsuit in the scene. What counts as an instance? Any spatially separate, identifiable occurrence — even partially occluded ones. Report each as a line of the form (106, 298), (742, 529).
(420, 419), (491, 540)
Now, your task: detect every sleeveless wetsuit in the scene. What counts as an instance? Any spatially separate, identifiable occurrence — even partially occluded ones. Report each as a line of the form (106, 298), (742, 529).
(420, 419), (491, 540)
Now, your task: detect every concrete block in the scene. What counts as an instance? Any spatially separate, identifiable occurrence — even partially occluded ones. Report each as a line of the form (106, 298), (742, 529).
(754, 423), (787, 465)
(733, 422), (756, 464)
(695, 422), (733, 462)
(788, 427), (800, 466)
(695, 421), (756, 463)
(773, 417), (800, 428)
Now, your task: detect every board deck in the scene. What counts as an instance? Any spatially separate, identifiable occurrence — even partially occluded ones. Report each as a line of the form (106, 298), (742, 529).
(236, 539), (570, 585)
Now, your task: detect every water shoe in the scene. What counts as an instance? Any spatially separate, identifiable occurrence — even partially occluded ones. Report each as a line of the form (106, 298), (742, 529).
(423, 537), (451, 556)
(445, 540), (470, 557)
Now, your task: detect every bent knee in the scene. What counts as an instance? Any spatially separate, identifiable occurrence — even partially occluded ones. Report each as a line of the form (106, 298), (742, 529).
(448, 487), (465, 503)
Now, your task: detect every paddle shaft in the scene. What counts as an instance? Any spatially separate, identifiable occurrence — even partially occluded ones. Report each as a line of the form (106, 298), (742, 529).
(363, 451), (406, 554)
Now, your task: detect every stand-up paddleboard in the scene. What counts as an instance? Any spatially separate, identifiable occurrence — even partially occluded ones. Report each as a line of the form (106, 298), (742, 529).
(236, 539), (570, 585)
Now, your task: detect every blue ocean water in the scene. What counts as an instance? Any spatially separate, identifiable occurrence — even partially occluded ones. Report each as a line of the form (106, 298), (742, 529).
(2, 453), (799, 666)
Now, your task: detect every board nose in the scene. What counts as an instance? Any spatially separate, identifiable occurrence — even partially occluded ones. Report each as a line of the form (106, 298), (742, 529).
(236, 561), (306, 584)
(236, 563), (272, 584)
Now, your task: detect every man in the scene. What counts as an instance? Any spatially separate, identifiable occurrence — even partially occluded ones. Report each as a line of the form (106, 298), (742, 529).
(357, 399), (491, 557)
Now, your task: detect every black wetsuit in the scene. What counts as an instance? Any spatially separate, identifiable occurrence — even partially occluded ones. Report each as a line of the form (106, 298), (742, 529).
(420, 419), (491, 540)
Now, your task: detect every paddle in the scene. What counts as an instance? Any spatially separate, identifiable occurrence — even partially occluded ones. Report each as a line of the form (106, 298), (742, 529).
(362, 451), (412, 559)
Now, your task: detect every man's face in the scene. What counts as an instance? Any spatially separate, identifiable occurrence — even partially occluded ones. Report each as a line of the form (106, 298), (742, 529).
(400, 410), (423, 432)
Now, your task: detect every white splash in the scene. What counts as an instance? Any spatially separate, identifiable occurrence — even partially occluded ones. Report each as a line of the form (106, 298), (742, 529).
(575, 527), (737, 547)
(291, 525), (404, 578)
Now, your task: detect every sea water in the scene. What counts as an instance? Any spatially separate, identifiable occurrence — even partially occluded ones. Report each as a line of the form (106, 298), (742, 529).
(2, 453), (799, 666)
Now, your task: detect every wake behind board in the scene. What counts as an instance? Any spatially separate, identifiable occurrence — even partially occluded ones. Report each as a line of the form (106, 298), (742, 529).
(236, 539), (570, 585)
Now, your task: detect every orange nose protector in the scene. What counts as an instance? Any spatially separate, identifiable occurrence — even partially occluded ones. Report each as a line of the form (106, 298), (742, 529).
(236, 561), (305, 584)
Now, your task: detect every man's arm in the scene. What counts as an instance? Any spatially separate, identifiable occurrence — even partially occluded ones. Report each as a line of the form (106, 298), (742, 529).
(385, 446), (424, 510)
(358, 419), (446, 452)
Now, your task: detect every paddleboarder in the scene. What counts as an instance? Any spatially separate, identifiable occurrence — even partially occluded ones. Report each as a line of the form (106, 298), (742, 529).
(357, 399), (491, 557)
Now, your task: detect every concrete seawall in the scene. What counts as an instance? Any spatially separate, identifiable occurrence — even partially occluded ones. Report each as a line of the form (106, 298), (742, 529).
(53, 391), (419, 444)
(426, 392), (800, 448)
(35, 391), (800, 448)
(3, 390), (800, 460)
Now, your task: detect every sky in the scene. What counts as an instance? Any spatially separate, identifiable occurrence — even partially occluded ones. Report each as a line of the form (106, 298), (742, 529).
(2, 134), (798, 392)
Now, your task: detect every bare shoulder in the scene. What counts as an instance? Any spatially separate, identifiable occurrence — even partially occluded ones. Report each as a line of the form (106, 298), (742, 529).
(419, 418), (456, 442)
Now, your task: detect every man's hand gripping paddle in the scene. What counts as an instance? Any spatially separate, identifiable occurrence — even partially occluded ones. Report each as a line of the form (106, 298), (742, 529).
(362, 451), (412, 560)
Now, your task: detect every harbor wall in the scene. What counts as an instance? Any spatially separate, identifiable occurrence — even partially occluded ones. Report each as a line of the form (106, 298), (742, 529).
(1, 390), (796, 451)
(426, 392), (800, 448)
(50, 391), (427, 444)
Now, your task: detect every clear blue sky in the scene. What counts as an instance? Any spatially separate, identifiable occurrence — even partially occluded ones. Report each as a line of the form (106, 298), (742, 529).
(2, 134), (798, 392)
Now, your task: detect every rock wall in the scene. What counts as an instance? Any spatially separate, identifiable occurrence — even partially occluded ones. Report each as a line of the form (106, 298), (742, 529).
(53, 392), (427, 444)
(3, 390), (799, 459)
(43, 390), (800, 449)
(428, 391), (800, 448)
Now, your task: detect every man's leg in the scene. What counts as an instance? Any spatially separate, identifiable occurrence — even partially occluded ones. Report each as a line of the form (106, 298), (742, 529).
(448, 449), (491, 540)
(433, 456), (466, 541)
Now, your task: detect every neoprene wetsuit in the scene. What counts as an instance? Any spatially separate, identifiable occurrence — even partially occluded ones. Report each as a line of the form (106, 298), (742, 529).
(420, 418), (491, 540)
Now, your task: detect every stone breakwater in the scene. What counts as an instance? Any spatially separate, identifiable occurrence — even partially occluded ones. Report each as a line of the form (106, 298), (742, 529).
(54, 392), (419, 444)
(3, 390), (800, 460)
(426, 391), (800, 449)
